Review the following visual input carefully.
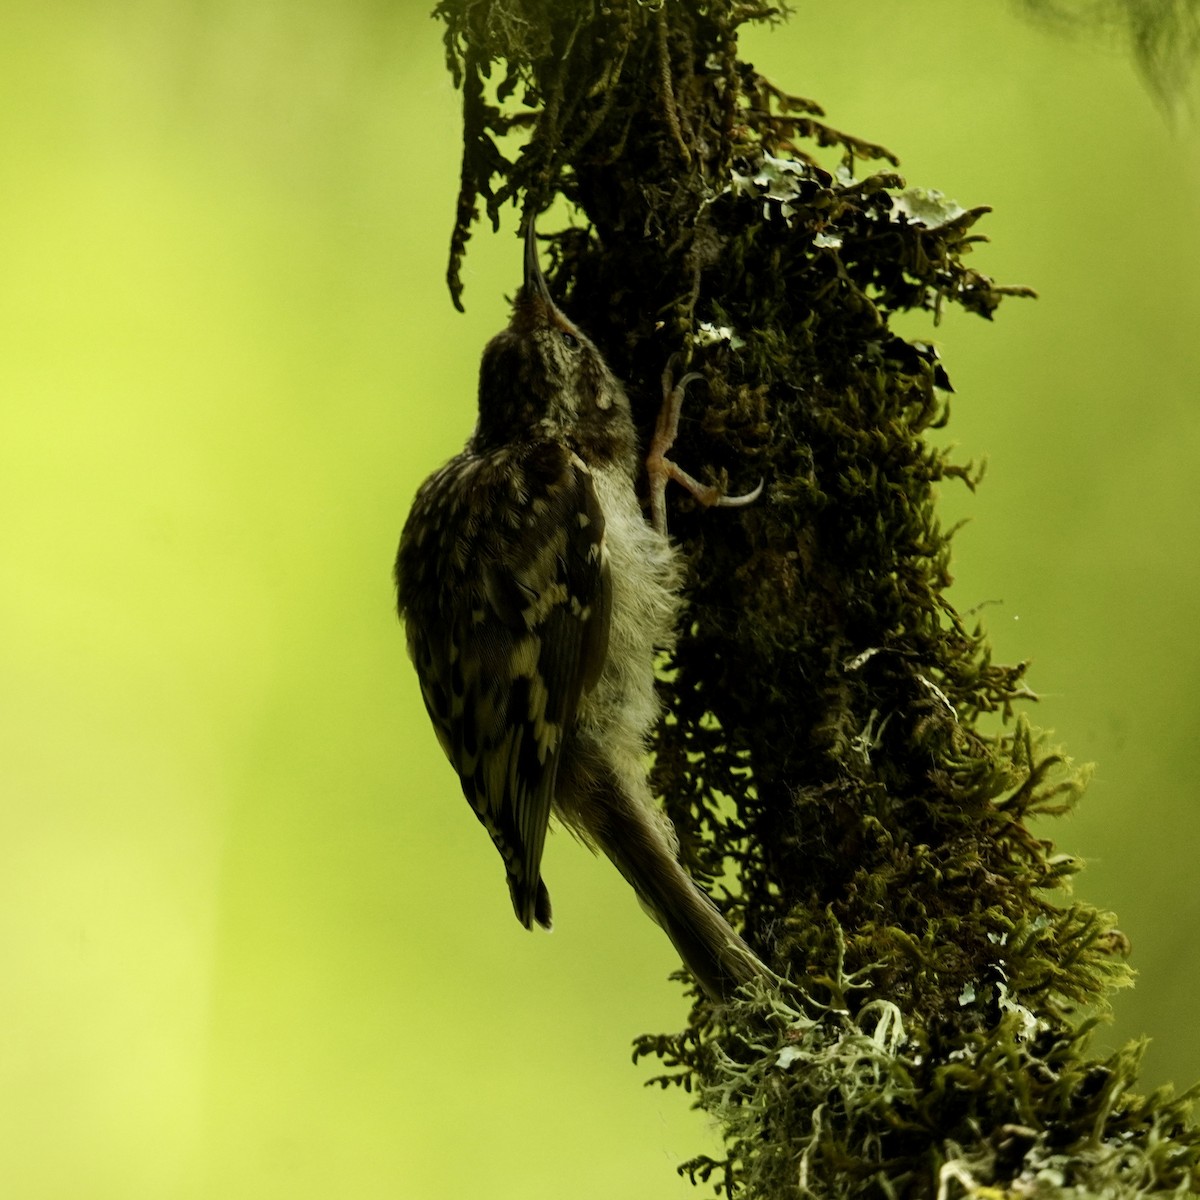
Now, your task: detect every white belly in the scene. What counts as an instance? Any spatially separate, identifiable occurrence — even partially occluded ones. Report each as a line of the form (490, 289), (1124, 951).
(577, 464), (682, 756)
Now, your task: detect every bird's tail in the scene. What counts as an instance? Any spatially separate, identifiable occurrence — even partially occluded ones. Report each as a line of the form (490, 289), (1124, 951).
(585, 773), (770, 1002)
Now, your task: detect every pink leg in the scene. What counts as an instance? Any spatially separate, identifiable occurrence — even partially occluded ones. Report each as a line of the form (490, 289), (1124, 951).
(646, 362), (763, 535)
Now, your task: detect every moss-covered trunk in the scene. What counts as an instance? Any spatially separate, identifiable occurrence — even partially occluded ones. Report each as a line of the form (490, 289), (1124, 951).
(432, 1), (1200, 1195)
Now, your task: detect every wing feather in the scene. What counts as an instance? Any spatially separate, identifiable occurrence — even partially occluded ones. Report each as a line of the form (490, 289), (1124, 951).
(397, 440), (609, 929)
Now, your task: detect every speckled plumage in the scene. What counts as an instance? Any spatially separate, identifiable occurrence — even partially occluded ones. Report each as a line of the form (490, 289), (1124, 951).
(395, 223), (766, 1000)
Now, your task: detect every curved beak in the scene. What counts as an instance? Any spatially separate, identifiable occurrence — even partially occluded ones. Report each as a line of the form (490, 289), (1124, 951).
(524, 218), (554, 305)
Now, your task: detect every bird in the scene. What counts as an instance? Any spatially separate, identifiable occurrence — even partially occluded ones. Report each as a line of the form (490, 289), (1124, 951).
(394, 219), (768, 1001)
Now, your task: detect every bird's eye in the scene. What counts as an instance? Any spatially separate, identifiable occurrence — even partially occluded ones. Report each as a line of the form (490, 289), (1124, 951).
(559, 330), (578, 349)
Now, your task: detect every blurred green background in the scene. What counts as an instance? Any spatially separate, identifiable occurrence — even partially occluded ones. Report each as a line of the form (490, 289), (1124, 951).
(1, 2), (1197, 1197)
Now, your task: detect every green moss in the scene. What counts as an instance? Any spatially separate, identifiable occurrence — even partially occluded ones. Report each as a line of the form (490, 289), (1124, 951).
(432, 1), (1200, 1194)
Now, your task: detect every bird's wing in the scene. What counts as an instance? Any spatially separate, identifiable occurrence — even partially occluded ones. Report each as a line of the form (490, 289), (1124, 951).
(401, 440), (610, 929)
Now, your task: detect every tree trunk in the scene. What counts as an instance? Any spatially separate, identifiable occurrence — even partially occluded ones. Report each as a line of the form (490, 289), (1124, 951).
(432, 2), (1200, 1195)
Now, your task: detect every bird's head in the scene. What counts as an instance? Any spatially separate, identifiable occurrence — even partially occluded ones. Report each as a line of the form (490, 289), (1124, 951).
(474, 221), (634, 464)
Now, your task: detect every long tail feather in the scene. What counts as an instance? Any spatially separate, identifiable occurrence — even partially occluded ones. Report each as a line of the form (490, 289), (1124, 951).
(585, 773), (769, 1001)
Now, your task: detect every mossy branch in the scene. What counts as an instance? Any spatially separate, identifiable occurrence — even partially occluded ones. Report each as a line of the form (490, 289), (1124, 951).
(432, 2), (1200, 1195)
(1015, 0), (1200, 108)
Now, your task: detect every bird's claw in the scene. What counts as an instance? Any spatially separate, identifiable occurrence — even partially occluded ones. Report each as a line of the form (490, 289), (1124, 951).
(647, 363), (763, 535)
(715, 477), (765, 508)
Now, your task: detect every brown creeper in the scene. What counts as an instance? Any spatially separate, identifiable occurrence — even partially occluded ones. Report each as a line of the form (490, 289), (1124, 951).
(394, 222), (767, 1000)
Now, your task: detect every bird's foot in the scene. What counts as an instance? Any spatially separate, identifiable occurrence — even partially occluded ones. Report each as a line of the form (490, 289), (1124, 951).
(646, 358), (763, 535)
